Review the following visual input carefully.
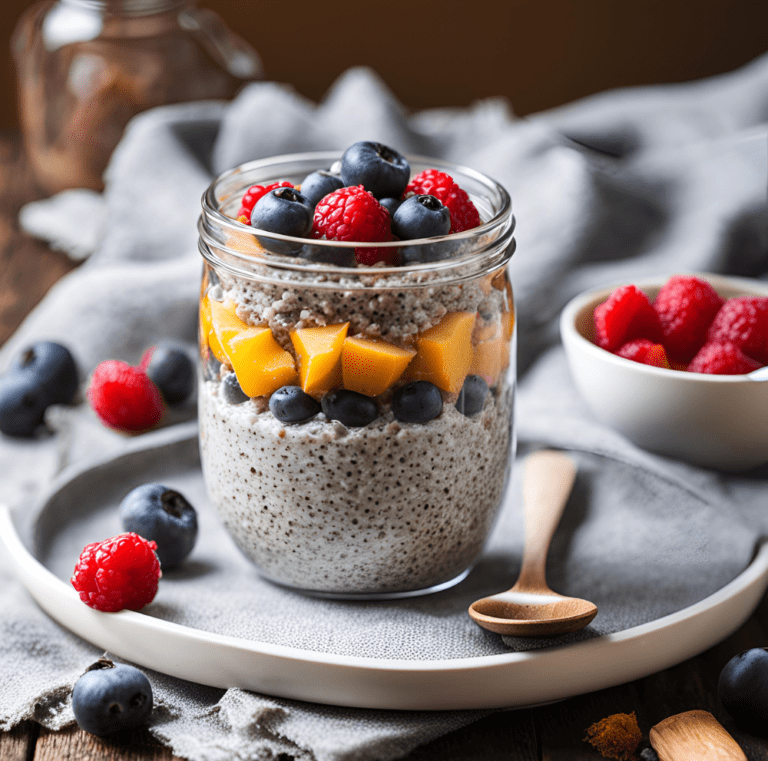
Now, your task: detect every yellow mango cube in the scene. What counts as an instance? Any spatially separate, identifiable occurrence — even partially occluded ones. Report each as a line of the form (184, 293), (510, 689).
(226, 328), (298, 398)
(469, 337), (505, 386)
(406, 312), (476, 393)
(341, 337), (416, 397)
(290, 323), (349, 395)
(202, 297), (232, 363)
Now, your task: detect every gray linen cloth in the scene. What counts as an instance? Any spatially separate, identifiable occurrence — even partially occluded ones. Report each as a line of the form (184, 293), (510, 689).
(1, 56), (768, 760)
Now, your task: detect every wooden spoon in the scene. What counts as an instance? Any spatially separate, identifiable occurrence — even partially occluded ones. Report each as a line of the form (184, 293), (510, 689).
(650, 710), (747, 760)
(468, 450), (598, 637)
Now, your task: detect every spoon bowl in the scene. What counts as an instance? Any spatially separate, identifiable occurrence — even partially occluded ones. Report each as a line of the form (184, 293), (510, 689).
(469, 450), (598, 637)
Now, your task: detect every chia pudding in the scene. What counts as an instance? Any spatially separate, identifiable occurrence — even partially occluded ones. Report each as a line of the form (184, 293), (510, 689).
(198, 148), (516, 597)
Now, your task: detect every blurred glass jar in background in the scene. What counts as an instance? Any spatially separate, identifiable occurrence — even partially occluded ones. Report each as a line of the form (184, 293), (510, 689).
(13, 0), (262, 193)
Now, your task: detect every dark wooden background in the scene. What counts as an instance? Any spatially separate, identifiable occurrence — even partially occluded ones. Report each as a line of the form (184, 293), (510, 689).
(1, 0), (768, 128)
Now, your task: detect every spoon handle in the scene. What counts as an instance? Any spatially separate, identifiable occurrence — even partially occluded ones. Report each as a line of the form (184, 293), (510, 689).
(515, 450), (577, 592)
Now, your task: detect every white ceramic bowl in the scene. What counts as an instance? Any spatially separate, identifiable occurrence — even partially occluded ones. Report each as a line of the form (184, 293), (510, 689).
(560, 273), (768, 471)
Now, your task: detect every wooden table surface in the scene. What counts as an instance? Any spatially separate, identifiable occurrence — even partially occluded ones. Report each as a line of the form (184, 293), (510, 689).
(1, 131), (768, 761)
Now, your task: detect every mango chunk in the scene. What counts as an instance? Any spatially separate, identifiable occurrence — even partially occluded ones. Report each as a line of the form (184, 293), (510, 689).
(290, 323), (349, 395)
(502, 310), (515, 341)
(469, 336), (506, 386)
(226, 327), (298, 398)
(201, 297), (231, 363)
(341, 337), (416, 397)
(210, 299), (249, 364)
(406, 312), (476, 394)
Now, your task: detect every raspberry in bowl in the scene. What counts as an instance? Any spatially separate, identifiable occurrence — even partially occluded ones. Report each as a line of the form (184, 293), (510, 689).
(560, 273), (768, 471)
(197, 145), (516, 597)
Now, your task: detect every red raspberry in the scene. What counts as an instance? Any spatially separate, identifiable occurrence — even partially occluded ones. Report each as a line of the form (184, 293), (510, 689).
(237, 181), (294, 222)
(687, 341), (762, 375)
(311, 185), (394, 265)
(707, 297), (768, 364)
(71, 533), (161, 612)
(653, 276), (724, 363)
(404, 169), (480, 233)
(616, 339), (670, 368)
(593, 285), (662, 351)
(88, 360), (164, 432)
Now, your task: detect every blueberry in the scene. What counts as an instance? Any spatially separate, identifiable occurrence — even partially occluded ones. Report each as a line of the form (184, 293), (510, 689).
(718, 647), (768, 734)
(392, 195), (451, 240)
(456, 375), (489, 417)
(0, 373), (48, 436)
(204, 353), (222, 382)
(321, 389), (378, 427)
(72, 659), (153, 736)
(379, 197), (402, 217)
(120, 483), (198, 569)
(12, 341), (78, 407)
(144, 344), (194, 405)
(269, 385), (320, 423)
(222, 372), (249, 405)
(340, 141), (410, 199)
(300, 170), (344, 208)
(392, 381), (442, 424)
(251, 187), (313, 255)
(299, 242), (356, 268)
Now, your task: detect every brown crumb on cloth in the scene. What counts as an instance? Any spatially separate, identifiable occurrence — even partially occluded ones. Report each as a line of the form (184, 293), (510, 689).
(584, 711), (642, 760)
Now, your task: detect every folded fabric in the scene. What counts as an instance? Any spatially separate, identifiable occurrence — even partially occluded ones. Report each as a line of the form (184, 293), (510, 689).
(1, 57), (767, 761)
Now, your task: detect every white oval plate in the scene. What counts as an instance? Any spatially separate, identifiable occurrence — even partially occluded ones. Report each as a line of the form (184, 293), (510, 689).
(3, 473), (768, 710)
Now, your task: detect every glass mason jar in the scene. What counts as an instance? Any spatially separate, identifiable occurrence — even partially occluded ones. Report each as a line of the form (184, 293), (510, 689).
(198, 153), (516, 598)
(13, 0), (262, 193)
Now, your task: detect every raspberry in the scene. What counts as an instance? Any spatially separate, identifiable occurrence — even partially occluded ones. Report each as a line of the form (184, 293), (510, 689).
(707, 297), (768, 364)
(616, 339), (670, 368)
(71, 533), (161, 612)
(88, 360), (164, 432)
(404, 169), (480, 233)
(311, 185), (394, 265)
(593, 285), (662, 351)
(687, 341), (762, 375)
(237, 181), (293, 222)
(653, 276), (724, 363)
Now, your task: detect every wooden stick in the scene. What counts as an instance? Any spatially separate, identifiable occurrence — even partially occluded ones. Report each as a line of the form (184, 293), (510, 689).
(650, 710), (746, 760)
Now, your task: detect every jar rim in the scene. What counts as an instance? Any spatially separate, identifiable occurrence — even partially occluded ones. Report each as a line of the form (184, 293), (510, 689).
(199, 151), (515, 285)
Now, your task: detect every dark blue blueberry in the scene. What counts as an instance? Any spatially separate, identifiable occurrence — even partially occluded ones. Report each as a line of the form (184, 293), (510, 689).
(392, 195), (451, 240)
(321, 389), (378, 427)
(72, 660), (153, 736)
(300, 170), (344, 208)
(340, 141), (410, 199)
(251, 187), (313, 255)
(299, 242), (356, 268)
(120, 483), (198, 569)
(222, 372), (249, 405)
(456, 375), (489, 417)
(204, 353), (222, 382)
(718, 648), (768, 735)
(379, 197), (402, 217)
(392, 381), (442, 424)
(0, 373), (47, 436)
(12, 340), (78, 407)
(269, 385), (321, 423)
(144, 344), (194, 405)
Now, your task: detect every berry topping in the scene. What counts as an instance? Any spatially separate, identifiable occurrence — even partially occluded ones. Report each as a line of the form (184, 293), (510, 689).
(120, 484), (198, 569)
(221, 371), (249, 404)
(718, 648), (768, 735)
(687, 341), (761, 375)
(379, 197), (402, 217)
(653, 275), (724, 363)
(237, 180), (293, 221)
(87, 360), (164, 433)
(392, 381), (443, 423)
(593, 284), (662, 352)
(404, 169), (480, 233)
(320, 388), (378, 427)
(0, 374), (48, 437)
(299, 241), (356, 268)
(141, 343), (194, 405)
(71, 533), (161, 612)
(340, 141), (410, 199)
(392, 195), (451, 240)
(269, 385), (321, 424)
(72, 659), (153, 736)
(615, 339), (670, 368)
(299, 170), (345, 208)
(311, 185), (394, 266)
(456, 374), (489, 417)
(12, 340), (79, 406)
(251, 187), (314, 255)
(707, 296), (768, 364)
